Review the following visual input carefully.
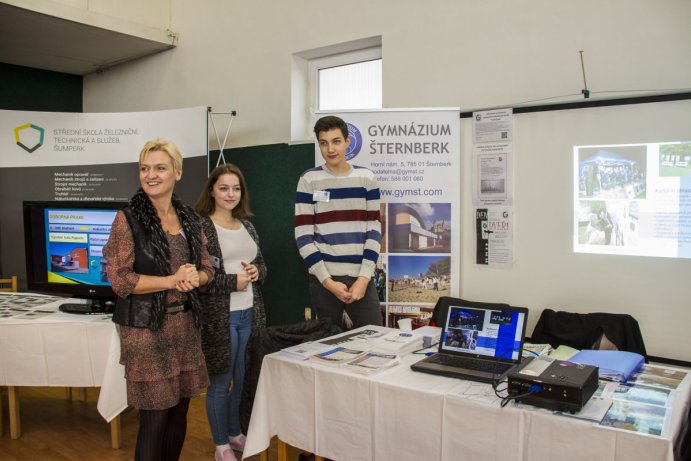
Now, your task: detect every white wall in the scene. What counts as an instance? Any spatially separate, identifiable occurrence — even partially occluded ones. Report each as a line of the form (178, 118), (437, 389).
(6, 0), (171, 34)
(84, 0), (691, 146)
(81, 0), (691, 360)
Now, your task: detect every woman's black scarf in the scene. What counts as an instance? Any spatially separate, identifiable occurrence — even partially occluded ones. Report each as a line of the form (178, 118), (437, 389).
(129, 188), (203, 331)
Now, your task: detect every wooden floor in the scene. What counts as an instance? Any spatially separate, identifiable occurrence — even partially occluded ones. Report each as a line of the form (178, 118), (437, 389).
(0, 386), (289, 461)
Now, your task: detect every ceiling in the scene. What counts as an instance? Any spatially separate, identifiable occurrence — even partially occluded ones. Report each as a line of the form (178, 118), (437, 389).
(0, 2), (175, 76)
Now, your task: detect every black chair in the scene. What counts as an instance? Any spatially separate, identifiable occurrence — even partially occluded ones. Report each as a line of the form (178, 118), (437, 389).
(239, 318), (343, 433)
(530, 309), (647, 360)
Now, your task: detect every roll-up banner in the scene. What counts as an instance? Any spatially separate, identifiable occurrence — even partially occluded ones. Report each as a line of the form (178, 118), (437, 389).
(0, 106), (207, 281)
(314, 109), (460, 328)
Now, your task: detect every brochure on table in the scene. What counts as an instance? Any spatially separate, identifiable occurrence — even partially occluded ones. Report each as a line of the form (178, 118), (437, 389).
(345, 352), (401, 375)
(522, 343), (553, 358)
(595, 364), (687, 437)
(318, 325), (428, 354)
(279, 326), (439, 375)
(280, 341), (335, 361)
(0, 292), (112, 322)
(310, 347), (367, 366)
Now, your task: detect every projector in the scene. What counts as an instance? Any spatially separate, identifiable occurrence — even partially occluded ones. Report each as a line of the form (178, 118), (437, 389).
(507, 356), (598, 413)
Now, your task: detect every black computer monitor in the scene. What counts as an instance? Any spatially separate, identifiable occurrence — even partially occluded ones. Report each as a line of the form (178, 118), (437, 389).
(23, 200), (126, 310)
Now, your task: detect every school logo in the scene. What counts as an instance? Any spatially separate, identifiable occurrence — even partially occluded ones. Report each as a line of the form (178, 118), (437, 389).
(14, 123), (45, 153)
(346, 123), (363, 160)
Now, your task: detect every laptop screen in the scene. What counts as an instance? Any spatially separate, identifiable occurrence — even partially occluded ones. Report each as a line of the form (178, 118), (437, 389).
(439, 305), (527, 361)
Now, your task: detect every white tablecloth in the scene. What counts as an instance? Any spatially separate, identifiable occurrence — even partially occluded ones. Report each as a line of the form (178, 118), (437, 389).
(243, 333), (691, 461)
(0, 294), (127, 422)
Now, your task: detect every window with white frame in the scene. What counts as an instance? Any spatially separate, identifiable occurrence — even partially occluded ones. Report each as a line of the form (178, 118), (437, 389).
(309, 47), (382, 111)
(291, 38), (382, 140)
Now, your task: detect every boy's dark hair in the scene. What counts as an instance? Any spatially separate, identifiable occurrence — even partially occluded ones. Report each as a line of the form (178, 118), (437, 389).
(313, 115), (349, 140)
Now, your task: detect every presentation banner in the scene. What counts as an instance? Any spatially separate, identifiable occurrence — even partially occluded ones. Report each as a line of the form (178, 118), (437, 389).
(0, 106), (208, 283)
(1, 106), (207, 168)
(0, 107), (207, 203)
(314, 109), (460, 328)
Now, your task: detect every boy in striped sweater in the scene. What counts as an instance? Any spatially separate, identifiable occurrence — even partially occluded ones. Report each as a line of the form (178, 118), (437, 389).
(295, 115), (382, 328)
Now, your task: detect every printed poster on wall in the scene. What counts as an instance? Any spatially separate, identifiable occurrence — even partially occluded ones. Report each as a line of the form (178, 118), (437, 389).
(475, 206), (513, 269)
(472, 108), (514, 268)
(472, 142), (513, 206)
(472, 108), (513, 143)
(314, 109), (461, 328)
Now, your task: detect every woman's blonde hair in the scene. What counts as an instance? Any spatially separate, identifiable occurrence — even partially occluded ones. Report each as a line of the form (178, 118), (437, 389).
(138, 139), (183, 172)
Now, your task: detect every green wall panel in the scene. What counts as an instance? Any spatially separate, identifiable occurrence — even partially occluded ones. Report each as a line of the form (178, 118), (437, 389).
(0, 62), (82, 112)
(209, 143), (315, 326)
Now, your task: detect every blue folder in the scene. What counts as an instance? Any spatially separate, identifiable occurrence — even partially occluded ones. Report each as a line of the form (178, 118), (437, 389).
(569, 349), (644, 383)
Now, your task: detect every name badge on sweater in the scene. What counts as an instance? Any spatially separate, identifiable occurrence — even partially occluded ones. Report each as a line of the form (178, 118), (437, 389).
(313, 190), (330, 202)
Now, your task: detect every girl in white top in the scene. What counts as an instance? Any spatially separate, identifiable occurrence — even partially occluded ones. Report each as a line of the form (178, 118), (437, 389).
(195, 164), (267, 461)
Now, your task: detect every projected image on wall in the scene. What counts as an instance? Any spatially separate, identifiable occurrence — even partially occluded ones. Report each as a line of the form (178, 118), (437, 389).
(577, 199), (634, 247)
(578, 146), (647, 199)
(659, 143), (691, 177)
(574, 142), (691, 259)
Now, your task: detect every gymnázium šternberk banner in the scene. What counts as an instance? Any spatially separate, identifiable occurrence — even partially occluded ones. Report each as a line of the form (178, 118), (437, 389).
(313, 109), (460, 327)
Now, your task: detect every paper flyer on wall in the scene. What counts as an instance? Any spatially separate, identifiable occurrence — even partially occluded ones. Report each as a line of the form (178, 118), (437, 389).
(472, 108), (513, 143)
(473, 142), (513, 206)
(475, 206), (513, 269)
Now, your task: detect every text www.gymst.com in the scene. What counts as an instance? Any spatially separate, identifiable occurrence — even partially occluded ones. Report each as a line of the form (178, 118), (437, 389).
(381, 187), (443, 198)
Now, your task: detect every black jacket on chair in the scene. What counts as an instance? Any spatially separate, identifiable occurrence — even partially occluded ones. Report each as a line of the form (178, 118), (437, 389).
(530, 309), (647, 360)
(239, 318), (343, 434)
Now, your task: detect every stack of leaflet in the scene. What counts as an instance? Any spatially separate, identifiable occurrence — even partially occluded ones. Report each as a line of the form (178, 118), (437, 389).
(369, 330), (423, 354)
(345, 352), (401, 375)
(280, 342), (334, 361)
(569, 349), (645, 383)
(309, 347), (366, 366)
(318, 327), (388, 350)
